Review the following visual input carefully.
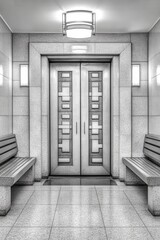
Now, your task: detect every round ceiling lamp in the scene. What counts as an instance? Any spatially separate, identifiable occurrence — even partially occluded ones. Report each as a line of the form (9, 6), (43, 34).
(62, 10), (96, 38)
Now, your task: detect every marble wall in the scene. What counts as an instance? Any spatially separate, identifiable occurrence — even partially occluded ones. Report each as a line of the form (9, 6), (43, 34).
(149, 19), (160, 134)
(0, 17), (12, 137)
(12, 33), (148, 178)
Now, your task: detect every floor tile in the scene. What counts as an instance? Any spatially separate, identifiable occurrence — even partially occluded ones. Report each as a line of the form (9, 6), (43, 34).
(101, 205), (144, 227)
(12, 189), (33, 204)
(134, 205), (160, 227)
(15, 205), (56, 227)
(53, 205), (104, 227)
(27, 190), (59, 205)
(0, 227), (11, 240)
(12, 185), (35, 191)
(124, 190), (147, 205)
(6, 227), (51, 240)
(106, 227), (152, 240)
(50, 227), (107, 240)
(147, 227), (160, 240)
(61, 186), (95, 191)
(58, 190), (98, 205)
(34, 185), (60, 191)
(97, 190), (130, 205)
(0, 205), (24, 227)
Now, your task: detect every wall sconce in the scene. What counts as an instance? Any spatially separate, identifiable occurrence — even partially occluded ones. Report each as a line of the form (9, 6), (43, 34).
(0, 65), (3, 86)
(62, 10), (96, 38)
(20, 64), (28, 86)
(132, 65), (140, 86)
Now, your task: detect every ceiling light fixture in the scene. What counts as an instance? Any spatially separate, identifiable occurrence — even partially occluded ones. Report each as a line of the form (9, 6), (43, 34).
(62, 10), (96, 38)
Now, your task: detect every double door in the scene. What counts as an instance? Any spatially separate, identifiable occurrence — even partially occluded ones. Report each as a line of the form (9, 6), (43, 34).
(50, 62), (110, 175)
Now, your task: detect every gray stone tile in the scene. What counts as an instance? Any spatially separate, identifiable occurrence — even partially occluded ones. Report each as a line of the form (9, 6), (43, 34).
(6, 227), (51, 240)
(12, 61), (28, 81)
(106, 227), (152, 240)
(12, 189), (33, 204)
(131, 33), (148, 61)
(33, 185), (60, 191)
(27, 190), (59, 205)
(0, 205), (24, 227)
(132, 97), (148, 116)
(15, 205), (56, 227)
(120, 87), (131, 135)
(13, 116), (29, 156)
(0, 116), (11, 136)
(50, 227), (107, 240)
(13, 97), (28, 116)
(101, 205), (144, 227)
(132, 116), (148, 157)
(53, 205), (103, 227)
(124, 190), (147, 205)
(147, 227), (160, 240)
(132, 81), (148, 97)
(97, 190), (130, 205)
(13, 34), (29, 61)
(58, 190), (98, 205)
(134, 205), (160, 227)
(61, 186), (95, 191)
(13, 81), (28, 96)
(0, 227), (11, 240)
(30, 33), (130, 43)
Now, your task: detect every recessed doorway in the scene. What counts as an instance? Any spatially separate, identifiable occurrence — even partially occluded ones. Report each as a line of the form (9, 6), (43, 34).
(50, 62), (110, 175)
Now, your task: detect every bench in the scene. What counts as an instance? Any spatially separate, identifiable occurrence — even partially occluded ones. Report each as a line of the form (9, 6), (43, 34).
(123, 134), (160, 216)
(0, 134), (36, 215)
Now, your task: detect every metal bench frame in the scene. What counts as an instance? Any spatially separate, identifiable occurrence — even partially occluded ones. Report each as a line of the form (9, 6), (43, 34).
(0, 134), (36, 215)
(123, 134), (160, 216)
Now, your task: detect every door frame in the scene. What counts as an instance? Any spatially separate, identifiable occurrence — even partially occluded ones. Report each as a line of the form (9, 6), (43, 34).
(49, 60), (111, 176)
(29, 42), (131, 181)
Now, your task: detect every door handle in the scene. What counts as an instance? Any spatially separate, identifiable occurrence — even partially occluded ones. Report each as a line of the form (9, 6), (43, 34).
(76, 122), (78, 134)
(84, 122), (86, 134)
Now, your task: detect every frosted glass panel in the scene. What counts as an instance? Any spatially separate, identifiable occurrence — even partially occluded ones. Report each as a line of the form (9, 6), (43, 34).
(20, 65), (28, 86)
(132, 65), (140, 86)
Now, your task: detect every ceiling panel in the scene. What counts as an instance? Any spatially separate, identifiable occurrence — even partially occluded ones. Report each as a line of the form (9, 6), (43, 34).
(0, 0), (160, 33)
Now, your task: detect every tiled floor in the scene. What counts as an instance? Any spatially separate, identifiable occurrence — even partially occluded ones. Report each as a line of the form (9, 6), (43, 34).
(1, 180), (160, 239)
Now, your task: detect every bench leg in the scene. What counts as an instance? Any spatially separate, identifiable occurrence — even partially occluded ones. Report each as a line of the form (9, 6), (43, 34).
(0, 186), (11, 216)
(16, 165), (35, 185)
(148, 186), (160, 216)
(125, 167), (145, 185)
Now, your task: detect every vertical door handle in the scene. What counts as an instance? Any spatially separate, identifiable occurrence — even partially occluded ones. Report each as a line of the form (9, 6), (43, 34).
(84, 122), (86, 134)
(76, 122), (78, 134)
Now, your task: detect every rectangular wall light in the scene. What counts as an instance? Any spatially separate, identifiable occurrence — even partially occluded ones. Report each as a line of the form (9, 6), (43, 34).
(20, 64), (28, 86)
(132, 65), (140, 86)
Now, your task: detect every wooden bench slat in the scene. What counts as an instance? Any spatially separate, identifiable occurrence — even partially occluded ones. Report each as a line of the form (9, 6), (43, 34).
(0, 157), (23, 175)
(1, 158), (32, 177)
(144, 143), (160, 155)
(130, 158), (160, 176)
(145, 138), (160, 147)
(123, 157), (160, 185)
(144, 148), (160, 166)
(0, 148), (18, 165)
(0, 138), (16, 148)
(0, 134), (16, 142)
(0, 158), (28, 176)
(124, 158), (160, 177)
(145, 134), (160, 141)
(0, 143), (17, 155)
(0, 157), (36, 186)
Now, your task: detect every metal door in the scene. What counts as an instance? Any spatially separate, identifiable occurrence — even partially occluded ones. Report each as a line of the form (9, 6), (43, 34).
(50, 62), (110, 175)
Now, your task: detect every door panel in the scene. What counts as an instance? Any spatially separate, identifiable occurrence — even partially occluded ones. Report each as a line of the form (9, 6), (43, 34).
(81, 63), (110, 175)
(50, 62), (110, 176)
(50, 63), (80, 175)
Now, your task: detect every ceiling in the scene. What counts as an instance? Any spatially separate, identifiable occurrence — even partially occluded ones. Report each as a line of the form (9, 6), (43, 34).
(0, 0), (160, 33)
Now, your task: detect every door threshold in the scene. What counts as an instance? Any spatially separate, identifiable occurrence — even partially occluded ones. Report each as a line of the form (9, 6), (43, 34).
(43, 176), (117, 186)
